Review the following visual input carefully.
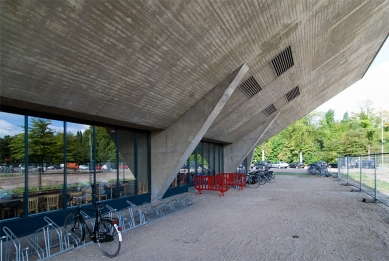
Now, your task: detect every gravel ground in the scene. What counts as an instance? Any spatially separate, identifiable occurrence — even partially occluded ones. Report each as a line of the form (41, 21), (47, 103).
(52, 174), (389, 261)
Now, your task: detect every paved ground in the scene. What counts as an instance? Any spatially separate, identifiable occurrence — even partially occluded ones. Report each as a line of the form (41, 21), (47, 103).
(51, 173), (389, 261)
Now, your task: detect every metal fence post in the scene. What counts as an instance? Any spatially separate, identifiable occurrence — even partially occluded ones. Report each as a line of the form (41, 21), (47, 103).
(359, 155), (362, 191)
(338, 156), (342, 179)
(346, 156), (349, 184)
(374, 153), (377, 200)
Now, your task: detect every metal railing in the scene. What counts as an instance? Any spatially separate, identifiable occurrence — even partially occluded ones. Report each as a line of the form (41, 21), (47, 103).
(338, 153), (389, 207)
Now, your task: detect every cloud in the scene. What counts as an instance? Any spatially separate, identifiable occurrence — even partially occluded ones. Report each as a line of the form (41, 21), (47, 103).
(0, 119), (23, 138)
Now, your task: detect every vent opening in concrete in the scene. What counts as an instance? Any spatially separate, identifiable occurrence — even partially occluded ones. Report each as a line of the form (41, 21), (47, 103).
(238, 76), (262, 98)
(263, 104), (277, 116)
(271, 46), (294, 77)
(285, 86), (300, 102)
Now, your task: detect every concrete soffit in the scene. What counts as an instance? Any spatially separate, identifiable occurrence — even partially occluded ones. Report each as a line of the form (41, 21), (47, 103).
(223, 112), (280, 172)
(150, 64), (249, 201)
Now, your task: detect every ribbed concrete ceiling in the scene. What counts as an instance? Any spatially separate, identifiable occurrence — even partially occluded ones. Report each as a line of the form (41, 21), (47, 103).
(1, 1), (388, 144)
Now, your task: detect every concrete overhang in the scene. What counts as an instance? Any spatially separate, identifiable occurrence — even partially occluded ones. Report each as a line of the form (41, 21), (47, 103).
(1, 1), (389, 143)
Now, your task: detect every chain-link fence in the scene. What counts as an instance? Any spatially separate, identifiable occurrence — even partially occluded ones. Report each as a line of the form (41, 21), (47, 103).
(338, 153), (389, 207)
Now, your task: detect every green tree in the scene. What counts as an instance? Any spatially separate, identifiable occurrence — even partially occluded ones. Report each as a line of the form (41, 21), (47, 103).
(28, 118), (57, 172)
(96, 127), (116, 163)
(8, 133), (25, 162)
(0, 135), (12, 162)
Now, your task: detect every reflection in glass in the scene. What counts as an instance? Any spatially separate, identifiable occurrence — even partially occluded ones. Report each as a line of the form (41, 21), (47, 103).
(0, 112), (25, 220)
(137, 132), (149, 194)
(27, 117), (64, 214)
(66, 123), (93, 205)
(96, 126), (117, 200)
(118, 129), (136, 195)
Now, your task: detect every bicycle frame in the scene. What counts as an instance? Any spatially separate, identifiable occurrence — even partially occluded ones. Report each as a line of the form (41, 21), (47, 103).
(70, 196), (118, 243)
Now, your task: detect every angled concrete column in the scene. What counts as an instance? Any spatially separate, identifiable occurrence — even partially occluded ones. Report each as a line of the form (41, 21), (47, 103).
(246, 150), (254, 168)
(151, 64), (249, 201)
(224, 112), (280, 172)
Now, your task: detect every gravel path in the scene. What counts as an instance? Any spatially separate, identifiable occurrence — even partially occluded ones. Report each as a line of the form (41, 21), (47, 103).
(52, 174), (389, 261)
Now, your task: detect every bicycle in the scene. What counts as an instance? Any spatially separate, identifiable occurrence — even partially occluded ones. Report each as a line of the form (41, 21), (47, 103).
(256, 165), (274, 184)
(246, 171), (262, 188)
(307, 163), (330, 176)
(64, 194), (122, 258)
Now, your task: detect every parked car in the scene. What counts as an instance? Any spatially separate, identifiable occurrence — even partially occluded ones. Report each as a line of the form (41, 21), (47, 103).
(355, 160), (378, 169)
(66, 162), (79, 170)
(328, 162), (338, 168)
(272, 161), (289, 169)
(78, 165), (89, 170)
(289, 162), (305, 168)
(255, 161), (272, 169)
(340, 160), (356, 169)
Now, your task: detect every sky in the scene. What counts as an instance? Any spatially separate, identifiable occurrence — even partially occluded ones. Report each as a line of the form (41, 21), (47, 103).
(316, 37), (389, 120)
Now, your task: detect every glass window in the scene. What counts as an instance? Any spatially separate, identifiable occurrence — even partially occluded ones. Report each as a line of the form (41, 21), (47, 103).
(66, 122), (93, 205)
(137, 132), (149, 193)
(214, 144), (222, 174)
(27, 117), (64, 215)
(0, 112), (25, 220)
(118, 129), (136, 195)
(95, 126), (118, 200)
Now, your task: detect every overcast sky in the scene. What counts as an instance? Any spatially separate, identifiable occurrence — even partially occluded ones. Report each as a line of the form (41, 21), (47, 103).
(316, 38), (389, 120)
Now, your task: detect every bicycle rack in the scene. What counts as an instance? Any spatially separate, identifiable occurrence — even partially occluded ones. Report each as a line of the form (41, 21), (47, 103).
(29, 217), (62, 259)
(1, 226), (30, 261)
(117, 200), (147, 231)
(1, 194), (194, 261)
(80, 210), (95, 232)
(141, 193), (194, 223)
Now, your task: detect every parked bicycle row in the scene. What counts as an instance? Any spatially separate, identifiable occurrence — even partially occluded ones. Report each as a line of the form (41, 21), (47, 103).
(306, 162), (331, 177)
(246, 165), (275, 188)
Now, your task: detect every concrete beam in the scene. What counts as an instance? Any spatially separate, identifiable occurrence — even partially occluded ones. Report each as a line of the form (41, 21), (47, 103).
(150, 64), (249, 201)
(224, 112), (280, 172)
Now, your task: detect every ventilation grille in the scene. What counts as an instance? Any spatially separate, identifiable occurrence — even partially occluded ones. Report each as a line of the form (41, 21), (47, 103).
(263, 104), (277, 117)
(285, 86), (300, 102)
(238, 76), (262, 98)
(271, 46), (294, 77)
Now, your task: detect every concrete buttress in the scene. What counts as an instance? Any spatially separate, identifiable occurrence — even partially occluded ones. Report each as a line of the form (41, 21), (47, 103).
(150, 64), (249, 201)
(224, 112), (280, 172)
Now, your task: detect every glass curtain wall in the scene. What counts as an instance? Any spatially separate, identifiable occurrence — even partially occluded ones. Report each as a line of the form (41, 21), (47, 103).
(66, 122), (93, 206)
(170, 141), (224, 188)
(0, 112), (25, 220)
(1, 110), (151, 222)
(95, 126), (118, 201)
(27, 117), (64, 215)
(118, 129), (137, 195)
(137, 132), (149, 194)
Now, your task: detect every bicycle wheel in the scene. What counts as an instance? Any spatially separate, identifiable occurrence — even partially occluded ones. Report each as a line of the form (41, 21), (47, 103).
(64, 213), (85, 245)
(97, 220), (121, 258)
(259, 173), (267, 185)
(267, 172), (275, 183)
(251, 174), (260, 188)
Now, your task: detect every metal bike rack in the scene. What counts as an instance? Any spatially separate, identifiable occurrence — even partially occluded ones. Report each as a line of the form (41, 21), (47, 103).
(120, 200), (147, 231)
(2, 226), (30, 261)
(1, 194), (194, 261)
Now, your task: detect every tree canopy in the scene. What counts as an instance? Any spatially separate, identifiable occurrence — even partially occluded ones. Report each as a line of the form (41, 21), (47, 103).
(253, 105), (388, 164)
